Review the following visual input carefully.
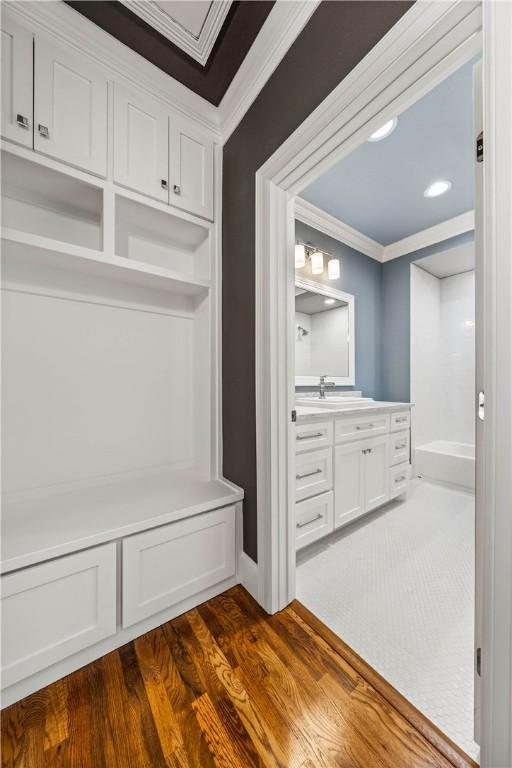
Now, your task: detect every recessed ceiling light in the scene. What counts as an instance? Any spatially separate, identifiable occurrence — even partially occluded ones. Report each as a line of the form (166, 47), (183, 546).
(368, 117), (398, 142)
(324, 298), (335, 305)
(424, 180), (452, 198)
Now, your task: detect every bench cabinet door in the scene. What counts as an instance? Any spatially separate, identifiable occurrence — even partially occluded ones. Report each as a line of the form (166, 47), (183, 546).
(1, 543), (117, 689)
(122, 506), (236, 628)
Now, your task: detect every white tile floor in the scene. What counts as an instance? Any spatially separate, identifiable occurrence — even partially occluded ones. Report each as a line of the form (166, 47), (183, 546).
(296, 478), (479, 762)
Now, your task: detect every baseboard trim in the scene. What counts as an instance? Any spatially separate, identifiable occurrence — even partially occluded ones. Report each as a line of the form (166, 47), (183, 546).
(238, 551), (259, 603)
(290, 600), (478, 768)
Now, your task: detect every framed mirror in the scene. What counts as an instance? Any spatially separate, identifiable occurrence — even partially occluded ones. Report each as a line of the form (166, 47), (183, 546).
(295, 276), (355, 386)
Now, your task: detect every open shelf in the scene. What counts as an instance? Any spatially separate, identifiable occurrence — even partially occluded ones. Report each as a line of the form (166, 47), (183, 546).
(2, 229), (211, 298)
(115, 193), (211, 280)
(1, 469), (243, 573)
(1, 150), (103, 250)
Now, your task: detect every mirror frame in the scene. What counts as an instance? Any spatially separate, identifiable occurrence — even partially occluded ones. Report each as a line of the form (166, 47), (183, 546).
(295, 276), (355, 386)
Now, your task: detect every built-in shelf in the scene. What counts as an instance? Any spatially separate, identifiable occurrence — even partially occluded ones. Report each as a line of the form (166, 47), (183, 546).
(1, 469), (243, 574)
(2, 229), (211, 297)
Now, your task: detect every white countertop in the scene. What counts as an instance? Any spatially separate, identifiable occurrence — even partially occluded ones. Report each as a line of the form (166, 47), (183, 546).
(296, 401), (413, 421)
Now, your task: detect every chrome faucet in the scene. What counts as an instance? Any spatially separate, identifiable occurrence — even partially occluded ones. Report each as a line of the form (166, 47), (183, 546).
(319, 375), (336, 399)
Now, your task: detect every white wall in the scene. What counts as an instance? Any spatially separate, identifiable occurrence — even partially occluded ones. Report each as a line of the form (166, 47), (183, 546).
(295, 306), (349, 378)
(411, 265), (475, 453)
(440, 271), (475, 445)
(295, 312), (312, 376)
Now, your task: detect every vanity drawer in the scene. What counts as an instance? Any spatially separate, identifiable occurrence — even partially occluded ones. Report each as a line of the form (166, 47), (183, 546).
(295, 491), (334, 550)
(390, 410), (411, 432)
(295, 447), (333, 501)
(295, 420), (333, 453)
(335, 413), (390, 444)
(389, 462), (410, 499)
(389, 430), (410, 466)
(1, 544), (117, 688)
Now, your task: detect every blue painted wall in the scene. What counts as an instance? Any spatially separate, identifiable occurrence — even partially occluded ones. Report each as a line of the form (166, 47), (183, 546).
(295, 221), (382, 398)
(296, 221), (474, 403)
(380, 230), (475, 402)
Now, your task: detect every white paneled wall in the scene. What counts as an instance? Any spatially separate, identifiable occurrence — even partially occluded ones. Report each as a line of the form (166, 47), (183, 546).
(411, 265), (475, 454)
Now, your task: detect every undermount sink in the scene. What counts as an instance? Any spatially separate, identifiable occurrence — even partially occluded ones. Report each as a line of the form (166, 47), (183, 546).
(295, 396), (374, 410)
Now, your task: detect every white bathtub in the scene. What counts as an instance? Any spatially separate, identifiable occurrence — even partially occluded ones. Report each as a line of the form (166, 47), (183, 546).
(415, 440), (475, 491)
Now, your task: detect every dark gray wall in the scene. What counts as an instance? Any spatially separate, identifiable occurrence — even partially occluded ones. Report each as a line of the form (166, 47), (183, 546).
(222, 1), (412, 561)
(295, 221), (383, 399)
(381, 230), (475, 402)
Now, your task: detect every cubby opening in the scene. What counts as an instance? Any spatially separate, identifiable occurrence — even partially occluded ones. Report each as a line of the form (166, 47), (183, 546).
(115, 194), (210, 280)
(1, 151), (103, 250)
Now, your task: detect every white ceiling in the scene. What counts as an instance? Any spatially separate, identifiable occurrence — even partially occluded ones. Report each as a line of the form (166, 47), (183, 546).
(415, 242), (475, 279)
(120, 1), (232, 65)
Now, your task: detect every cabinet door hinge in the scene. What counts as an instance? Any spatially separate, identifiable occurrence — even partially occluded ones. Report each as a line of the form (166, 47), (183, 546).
(476, 647), (482, 676)
(291, 409), (297, 423)
(476, 131), (484, 162)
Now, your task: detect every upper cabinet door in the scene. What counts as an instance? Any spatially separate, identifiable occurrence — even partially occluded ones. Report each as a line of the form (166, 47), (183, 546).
(170, 118), (214, 220)
(34, 37), (107, 177)
(1, 17), (33, 148)
(114, 85), (169, 203)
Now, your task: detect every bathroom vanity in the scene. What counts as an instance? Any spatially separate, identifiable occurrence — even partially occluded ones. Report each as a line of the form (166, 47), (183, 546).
(294, 397), (412, 550)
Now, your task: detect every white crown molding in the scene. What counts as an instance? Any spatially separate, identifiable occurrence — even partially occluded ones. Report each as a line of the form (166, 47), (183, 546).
(295, 198), (475, 264)
(4, 0), (220, 137)
(382, 210), (475, 261)
(219, 0), (321, 143)
(119, 1), (232, 67)
(294, 197), (383, 261)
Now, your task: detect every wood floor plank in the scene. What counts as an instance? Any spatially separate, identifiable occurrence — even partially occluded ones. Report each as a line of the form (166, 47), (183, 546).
(1, 585), (472, 768)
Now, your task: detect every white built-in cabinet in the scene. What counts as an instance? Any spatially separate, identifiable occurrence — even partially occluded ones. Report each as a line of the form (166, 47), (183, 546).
(114, 86), (214, 218)
(34, 37), (108, 176)
(295, 409), (411, 550)
(0, 5), (231, 710)
(1, 16), (33, 148)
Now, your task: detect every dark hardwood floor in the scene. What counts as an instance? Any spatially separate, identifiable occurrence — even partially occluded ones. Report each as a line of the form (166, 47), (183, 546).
(1, 586), (473, 767)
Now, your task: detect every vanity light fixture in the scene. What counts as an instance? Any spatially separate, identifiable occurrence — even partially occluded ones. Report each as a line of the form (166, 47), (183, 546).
(328, 257), (340, 280)
(310, 250), (324, 275)
(324, 298), (336, 305)
(424, 179), (452, 198)
(295, 242), (306, 268)
(368, 117), (398, 142)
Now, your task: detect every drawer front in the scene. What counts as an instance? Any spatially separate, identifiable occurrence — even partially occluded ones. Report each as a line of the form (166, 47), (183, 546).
(390, 410), (411, 433)
(389, 462), (410, 499)
(122, 506), (236, 628)
(1, 544), (117, 689)
(335, 413), (390, 444)
(295, 492), (334, 550)
(295, 447), (333, 502)
(295, 420), (333, 453)
(389, 430), (410, 466)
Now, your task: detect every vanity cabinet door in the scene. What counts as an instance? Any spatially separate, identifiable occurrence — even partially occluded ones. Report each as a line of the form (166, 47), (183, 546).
(34, 36), (108, 176)
(1, 16), (33, 148)
(334, 441), (365, 528)
(364, 435), (389, 512)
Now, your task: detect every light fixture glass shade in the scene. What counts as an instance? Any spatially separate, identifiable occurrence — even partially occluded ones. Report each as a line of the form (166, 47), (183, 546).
(311, 250), (324, 274)
(328, 258), (340, 280)
(294, 243), (306, 268)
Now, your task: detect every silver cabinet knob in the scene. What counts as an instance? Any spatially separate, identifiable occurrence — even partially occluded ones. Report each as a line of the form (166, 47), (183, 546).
(16, 114), (29, 129)
(161, 179), (168, 189)
(173, 184), (181, 195)
(38, 124), (49, 138)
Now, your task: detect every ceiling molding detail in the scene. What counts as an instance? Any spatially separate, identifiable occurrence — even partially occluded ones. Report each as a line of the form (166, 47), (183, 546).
(119, 1), (232, 66)
(219, 0), (320, 143)
(294, 198), (383, 261)
(382, 210), (475, 261)
(295, 198), (475, 264)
